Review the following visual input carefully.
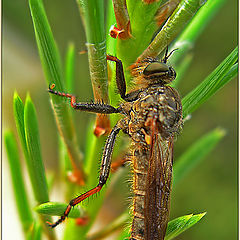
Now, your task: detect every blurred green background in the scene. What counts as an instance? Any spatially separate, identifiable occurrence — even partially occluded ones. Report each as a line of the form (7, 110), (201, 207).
(3, 0), (237, 239)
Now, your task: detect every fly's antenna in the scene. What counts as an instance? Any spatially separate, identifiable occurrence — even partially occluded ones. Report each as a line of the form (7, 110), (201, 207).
(163, 47), (178, 63)
(163, 46), (169, 63)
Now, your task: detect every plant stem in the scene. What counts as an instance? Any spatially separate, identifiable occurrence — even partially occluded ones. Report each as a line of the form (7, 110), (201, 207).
(138, 0), (204, 60)
(77, 0), (111, 135)
(170, 0), (226, 65)
(112, 0), (131, 39)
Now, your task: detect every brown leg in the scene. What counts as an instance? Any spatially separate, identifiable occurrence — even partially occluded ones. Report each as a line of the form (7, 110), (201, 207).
(48, 83), (119, 114)
(47, 124), (122, 228)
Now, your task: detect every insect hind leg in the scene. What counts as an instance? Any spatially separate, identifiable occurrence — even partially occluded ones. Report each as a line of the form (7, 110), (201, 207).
(47, 123), (122, 228)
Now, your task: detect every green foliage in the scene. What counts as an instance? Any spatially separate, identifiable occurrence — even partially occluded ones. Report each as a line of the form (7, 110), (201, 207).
(173, 127), (226, 186)
(10, 92), (55, 239)
(29, 0), (84, 179)
(138, 0), (204, 60)
(4, 0), (237, 239)
(182, 47), (238, 118)
(170, 0), (226, 66)
(29, 0), (64, 89)
(165, 213), (206, 240)
(4, 130), (33, 234)
(116, 212), (206, 239)
(35, 202), (84, 218)
(28, 222), (42, 240)
(24, 94), (49, 203)
(64, 43), (76, 92)
(117, 0), (161, 65)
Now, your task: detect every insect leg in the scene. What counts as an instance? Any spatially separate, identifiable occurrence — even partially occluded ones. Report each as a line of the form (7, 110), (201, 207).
(47, 124), (122, 228)
(48, 84), (119, 114)
(107, 55), (127, 100)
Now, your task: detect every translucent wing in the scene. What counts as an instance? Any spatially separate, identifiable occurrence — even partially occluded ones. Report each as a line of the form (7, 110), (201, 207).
(144, 130), (174, 240)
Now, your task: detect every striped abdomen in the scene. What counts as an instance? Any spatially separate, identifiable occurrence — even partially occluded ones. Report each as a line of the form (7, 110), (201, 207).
(131, 142), (150, 240)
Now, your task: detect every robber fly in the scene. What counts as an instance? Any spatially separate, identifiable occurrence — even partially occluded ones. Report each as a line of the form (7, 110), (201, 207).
(47, 49), (182, 240)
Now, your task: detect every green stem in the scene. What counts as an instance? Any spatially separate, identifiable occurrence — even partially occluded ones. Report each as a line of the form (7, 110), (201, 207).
(117, 0), (161, 67)
(77, 0), (108, 102)
(170, 0), (226, 65)
(112, 0), (131, 39)
(77, 0), (110, 134)
(138, 0), (204, 60)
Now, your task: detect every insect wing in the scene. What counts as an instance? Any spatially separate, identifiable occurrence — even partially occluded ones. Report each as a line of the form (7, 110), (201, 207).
(144, 133), (173, 240)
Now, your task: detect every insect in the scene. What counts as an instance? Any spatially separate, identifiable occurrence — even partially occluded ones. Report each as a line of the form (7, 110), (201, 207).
(47, 49), (182, 240)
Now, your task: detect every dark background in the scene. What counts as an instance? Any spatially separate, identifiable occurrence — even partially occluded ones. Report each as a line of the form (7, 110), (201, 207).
(3, 0), (237, 239)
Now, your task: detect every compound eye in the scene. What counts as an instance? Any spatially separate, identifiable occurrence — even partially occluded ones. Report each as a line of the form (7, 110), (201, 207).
(143, 62), (169, 76)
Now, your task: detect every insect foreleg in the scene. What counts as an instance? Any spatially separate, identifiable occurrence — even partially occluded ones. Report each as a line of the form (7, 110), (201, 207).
(107, 55), (140, 102)
(48, 84), (119, 114)
(107, 55), (127, 100)
(47, 124), (122, 228)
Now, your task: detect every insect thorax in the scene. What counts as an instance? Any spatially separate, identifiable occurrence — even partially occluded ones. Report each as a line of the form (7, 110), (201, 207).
(121, 84), (182, 141)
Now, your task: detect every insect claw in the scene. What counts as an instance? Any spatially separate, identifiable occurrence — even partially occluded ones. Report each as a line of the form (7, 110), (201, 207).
(49, 83), (56, 90)
(46, 221), (55, 228)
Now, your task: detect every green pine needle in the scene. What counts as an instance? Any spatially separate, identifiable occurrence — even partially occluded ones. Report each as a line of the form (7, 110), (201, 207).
(182, 47), (238, 118)
(24, 94), (49, 203)
(29, 0), (84, 178)
(170, 0), (226, 65)
(65, 43), (76, 92)
(4, 130), (33, 234)
(35, 202), (84, 219)
(165, 212), (207, 240)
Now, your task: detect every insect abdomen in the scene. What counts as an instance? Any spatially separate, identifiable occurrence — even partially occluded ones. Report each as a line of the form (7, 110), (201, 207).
(131, 145), (150, 240)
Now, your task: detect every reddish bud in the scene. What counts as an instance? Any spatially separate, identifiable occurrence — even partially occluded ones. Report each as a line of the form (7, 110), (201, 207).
(75, 216), (89, 226)
(109, 25), (124, 39)
(94, 125), (106, 137)
(67, 170), (85, 186)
